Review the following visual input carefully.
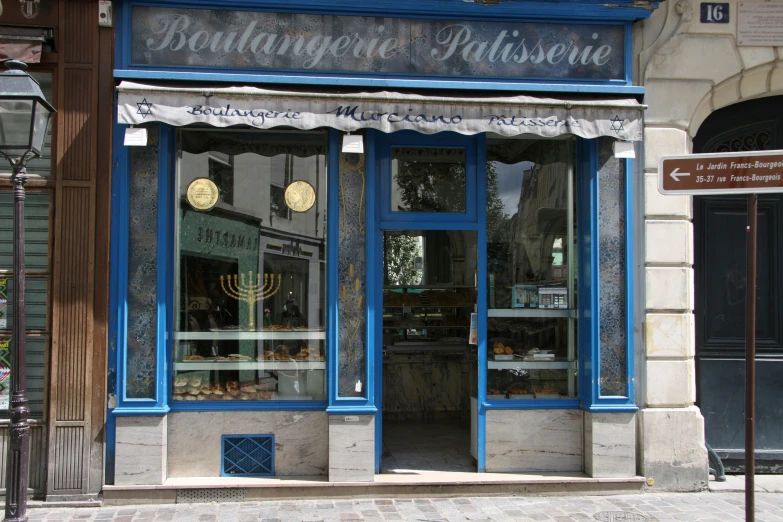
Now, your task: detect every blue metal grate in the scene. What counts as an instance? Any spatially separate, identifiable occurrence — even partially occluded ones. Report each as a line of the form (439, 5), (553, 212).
(221, 435), (274, 477)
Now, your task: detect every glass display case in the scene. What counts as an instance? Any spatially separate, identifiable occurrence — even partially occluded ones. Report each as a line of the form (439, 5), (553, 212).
(485, 136), (578, 400)
(381, 230), (478, 421)
(382, 286), (476, 348)
(382, 230), (478, 350)
(172, 129), (328, 402)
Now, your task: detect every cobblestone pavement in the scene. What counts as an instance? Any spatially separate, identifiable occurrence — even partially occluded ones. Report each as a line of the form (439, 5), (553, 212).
(22, 492), (783, 522)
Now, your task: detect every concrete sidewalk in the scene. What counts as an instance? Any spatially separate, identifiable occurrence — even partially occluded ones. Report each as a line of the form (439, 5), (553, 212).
(21, 490), (783, 521)
(709, 474), (783, 493)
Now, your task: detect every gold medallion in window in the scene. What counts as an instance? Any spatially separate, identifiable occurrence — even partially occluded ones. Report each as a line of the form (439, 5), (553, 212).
(186, 178), (219, 211)
(284, 180), (316, 212)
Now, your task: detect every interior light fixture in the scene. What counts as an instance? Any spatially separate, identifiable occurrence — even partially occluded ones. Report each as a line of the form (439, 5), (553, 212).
(612, 140), (635, 159)
(342, 132), (364, 154)
(124, 126), (148, 146)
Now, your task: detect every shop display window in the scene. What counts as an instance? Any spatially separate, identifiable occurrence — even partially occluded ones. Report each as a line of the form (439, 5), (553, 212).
(173, 129), (328, 403)
(485, 136), (578, 400)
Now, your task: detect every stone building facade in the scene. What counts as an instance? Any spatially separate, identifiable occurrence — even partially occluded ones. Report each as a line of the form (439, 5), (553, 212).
(636, 0), (783, 490)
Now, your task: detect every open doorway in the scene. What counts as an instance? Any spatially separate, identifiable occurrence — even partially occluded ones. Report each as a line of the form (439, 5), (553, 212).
(380, 229), (478, 473)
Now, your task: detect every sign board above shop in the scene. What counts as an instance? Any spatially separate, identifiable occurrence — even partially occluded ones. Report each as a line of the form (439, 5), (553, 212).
(130, 6), (626, 81)
(659, 150), (783, 195)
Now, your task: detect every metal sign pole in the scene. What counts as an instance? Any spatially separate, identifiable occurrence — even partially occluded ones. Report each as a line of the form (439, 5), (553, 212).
(745, 193), (757, 522)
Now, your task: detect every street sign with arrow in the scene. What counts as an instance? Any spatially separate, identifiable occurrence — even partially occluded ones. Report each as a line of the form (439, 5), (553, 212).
(658, 149), (783, 195)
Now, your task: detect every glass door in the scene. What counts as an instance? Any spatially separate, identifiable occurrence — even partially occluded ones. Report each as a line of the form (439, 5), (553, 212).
(374, 130), (482, 473)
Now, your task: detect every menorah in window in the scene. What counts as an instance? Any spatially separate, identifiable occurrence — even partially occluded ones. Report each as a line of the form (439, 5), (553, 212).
(219, 272), (282, 330)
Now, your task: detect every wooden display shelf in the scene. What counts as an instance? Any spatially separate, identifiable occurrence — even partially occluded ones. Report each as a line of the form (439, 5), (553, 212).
(488, 360), (576, 370)
(488, 309), (576, 318)
(175, 360), (327, 371)
(174, 330), (326, 341)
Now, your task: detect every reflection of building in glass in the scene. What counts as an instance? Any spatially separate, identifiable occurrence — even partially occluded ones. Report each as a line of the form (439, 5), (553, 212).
(173, 130), (328, 402)
(178, 130), (326, 332)
(510, 143), (571, 285)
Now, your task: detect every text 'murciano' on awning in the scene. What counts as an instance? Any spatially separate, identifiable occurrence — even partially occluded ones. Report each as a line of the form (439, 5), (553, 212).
(117, 81), (645, 141)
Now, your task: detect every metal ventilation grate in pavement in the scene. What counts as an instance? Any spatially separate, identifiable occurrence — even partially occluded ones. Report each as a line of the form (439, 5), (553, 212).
(221, 434), (274, 477)
(176, 488), (245, 504)
(594, 512), (650, 522)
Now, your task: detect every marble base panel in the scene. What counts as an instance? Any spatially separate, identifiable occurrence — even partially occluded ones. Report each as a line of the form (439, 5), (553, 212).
(383, 353), (470, 422)
(115, 416), (167, 486)
(485, 410), (583, 473)
(584, 412), (636, 478)
(167, 411), (328, 478)
(329, 415), (374, 482)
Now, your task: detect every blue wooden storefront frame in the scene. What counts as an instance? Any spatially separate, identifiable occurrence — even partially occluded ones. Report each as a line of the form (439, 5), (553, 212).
(107, 0), (643, 479)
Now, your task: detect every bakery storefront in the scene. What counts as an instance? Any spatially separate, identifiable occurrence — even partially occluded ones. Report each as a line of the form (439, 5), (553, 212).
(107, 0), (651, 491)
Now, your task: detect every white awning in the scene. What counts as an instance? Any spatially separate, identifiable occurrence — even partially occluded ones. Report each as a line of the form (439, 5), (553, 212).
(117, 81), (644, 141)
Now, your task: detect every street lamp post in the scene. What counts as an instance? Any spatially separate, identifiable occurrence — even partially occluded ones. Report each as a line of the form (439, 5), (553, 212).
(0, 59), (55, 522)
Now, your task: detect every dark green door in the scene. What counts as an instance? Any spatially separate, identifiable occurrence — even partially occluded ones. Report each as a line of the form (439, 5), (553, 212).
(693, 97), (783, 472)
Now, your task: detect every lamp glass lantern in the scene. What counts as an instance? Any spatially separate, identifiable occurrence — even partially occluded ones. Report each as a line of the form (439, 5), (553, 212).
(0, 60), (55, 165)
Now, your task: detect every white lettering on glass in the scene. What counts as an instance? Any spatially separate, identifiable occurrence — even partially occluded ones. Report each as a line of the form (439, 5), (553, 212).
(146, 14), (404, 69)
(144, 15), (615, 70)
(428, 24), (614, 66)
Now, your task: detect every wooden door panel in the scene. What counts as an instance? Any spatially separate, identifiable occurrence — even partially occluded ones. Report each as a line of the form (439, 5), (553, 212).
(694, 96), (783, 472)
(699, 197), (780, 352)
(700, 358), (783, 468)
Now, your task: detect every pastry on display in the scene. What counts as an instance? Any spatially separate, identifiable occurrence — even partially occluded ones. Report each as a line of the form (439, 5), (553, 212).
(184, 355), (204, 361)
(270, 324), (292, 331)
(174, 376), (188, 387)
(188, 375), (202, 387)
(226, 380), (240, 396)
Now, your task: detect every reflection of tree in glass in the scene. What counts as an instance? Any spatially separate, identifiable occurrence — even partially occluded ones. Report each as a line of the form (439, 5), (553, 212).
(384, 234), (422, 286)
(394, 156), (466, 212)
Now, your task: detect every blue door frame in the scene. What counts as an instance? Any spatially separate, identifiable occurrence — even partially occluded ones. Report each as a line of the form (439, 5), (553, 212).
(370, 130), (483, 472)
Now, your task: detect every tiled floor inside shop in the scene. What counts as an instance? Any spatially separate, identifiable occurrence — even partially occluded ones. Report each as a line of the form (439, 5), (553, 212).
(381, 420), (475, 473)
